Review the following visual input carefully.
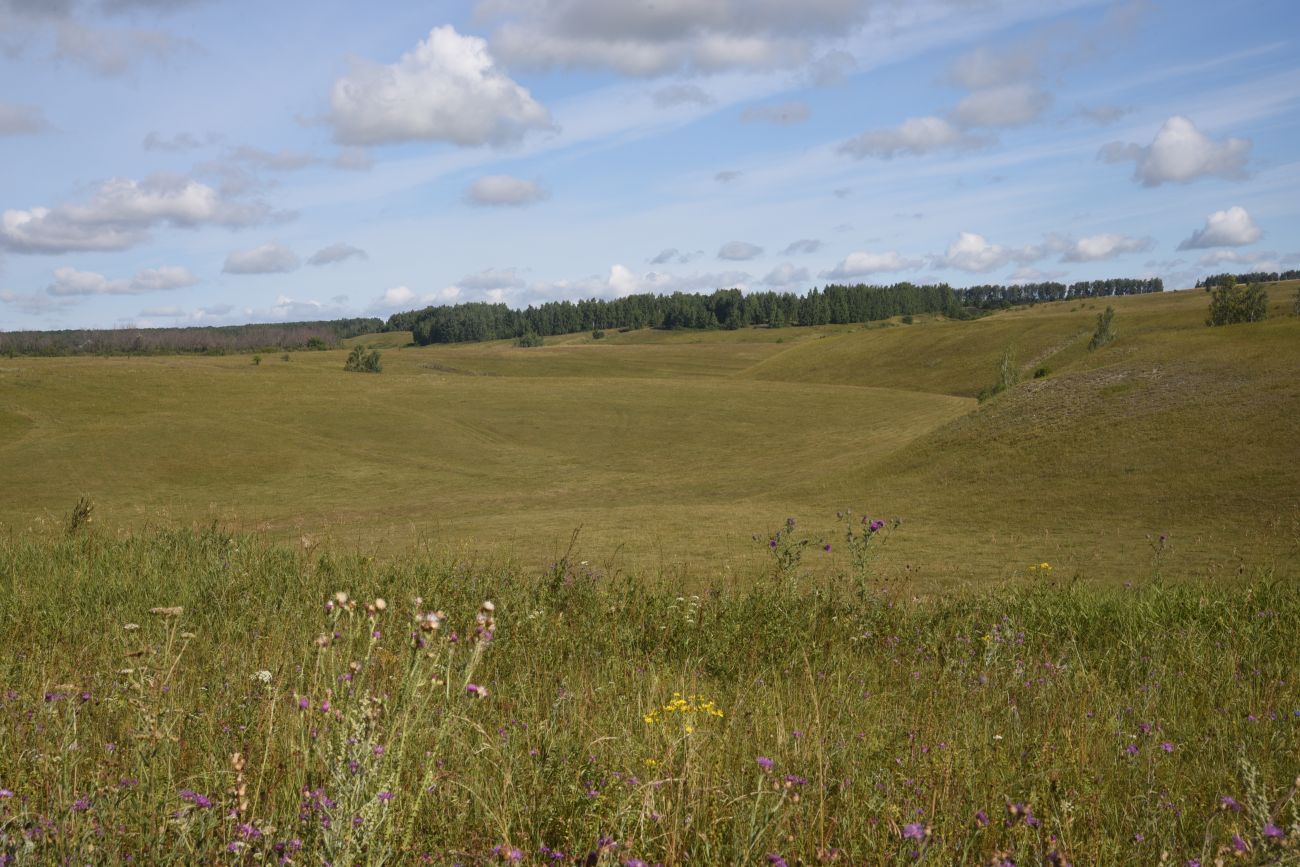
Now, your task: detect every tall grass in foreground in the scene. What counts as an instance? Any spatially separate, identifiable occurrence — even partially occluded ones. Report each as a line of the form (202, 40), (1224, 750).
(0, 529), (1297, 865)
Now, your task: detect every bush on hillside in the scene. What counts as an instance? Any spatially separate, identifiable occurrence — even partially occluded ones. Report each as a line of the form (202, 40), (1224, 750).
(1206, 282), (1268, 326)
(515, 331), (544, 348)
(344, 345), (382, 373)
(1088, 305), (1117, 351)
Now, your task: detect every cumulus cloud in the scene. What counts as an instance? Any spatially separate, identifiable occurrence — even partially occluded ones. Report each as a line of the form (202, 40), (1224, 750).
(820, 250), (919, 280)
(0, 174), (271, 254)
(781, 238), (822, 255)
(947, 43), (1042, 90)
(762, 263), (808, 287)
(740, 100), (810, 125)
(839, 116), (986, 159)
(223, 241), (300, 275)
(652, 83), (713, 108)
(951, 83), (1050, 128)
(480, 0), (871, 77)
(718, 240), (762, 261)
(307, 242), (368, 266)
(939, 232), (1038, 273)
(805, 49), (856, 86)
(1058, 233), (1153, 262)
(0, 102), (50, 135)
(465, 175), (548, 206)
(328, 25), (552, 147)
(44, 264), (199, 296)
(375, 285), (418, 308)
(1100, 116), (1251, 186)
(1177, 206), (1262, 250)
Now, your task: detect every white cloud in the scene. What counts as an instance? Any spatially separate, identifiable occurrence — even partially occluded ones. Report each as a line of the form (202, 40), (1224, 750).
(947, 43), (1042, 90)
(465, 175), (548, 206)
(839, 116), (986, 159)
(0, 289), (75, 316)
(1007, 266), (1068, 284)
(649, 248), (702, 265)
(1100, 115), (1251, 186)
(652, 83), (713, 109)
(1059, 233), (1153, 262)
(0, 101), (49, 135)
(740, 100), (810, 125)
(951, 83), (1050, 128)
(939, 231), (1037, 273)
(142, 130), (217, 152)
(45, 264), (199, 296)
(307, 242), (368, 266)
(53, 19), (184, 77)
(376, 286), (418, 308)
(1177, 206), (1262, 249)
(782, 239), (822, 255)
(328, 25), (553, 147)
(0, 174), (270, 254)
(223, 242), (300, 275)
(457, 267), (525, 291)
(480, 0), (870, 77)
(228, 145), (319, 172)
(718, 240), (762, 261)
(1195, 249), (1279, 268)
(714, 170), (742, 183)
(820, 250), (919, 280)
(762, 263), (809, 286)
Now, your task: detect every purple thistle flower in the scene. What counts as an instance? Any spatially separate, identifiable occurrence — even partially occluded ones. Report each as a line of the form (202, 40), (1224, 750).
(1263, 823), (1284, 839)
(376, 791), (394, 803)
(902, 822), (927, 841)
(1160, 742), (1174, 753)
(766, 855), (788, 867)
(823, 543), (832, 552)
(1125, 743), (1139, 757)
(1220, 795), (1242, 812)
(0, 789), (13, 799)
(869, 519), (885, 532)
(768, 539), (778, 549)
(1231, 834), (1248, 853)
(974, 809), (989, 827)
(756, 756), (774, 772)
(180, 789), (214, 809)
(71, 796), (91, 812)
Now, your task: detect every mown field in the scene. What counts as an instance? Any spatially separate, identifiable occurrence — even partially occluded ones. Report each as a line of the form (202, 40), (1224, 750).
(3, 285), (1297, 585)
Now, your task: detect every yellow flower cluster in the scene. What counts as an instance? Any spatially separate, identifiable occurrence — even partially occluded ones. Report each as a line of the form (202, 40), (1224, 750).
(1030, 562), (1053, 572)
(643, 692), (725, 730)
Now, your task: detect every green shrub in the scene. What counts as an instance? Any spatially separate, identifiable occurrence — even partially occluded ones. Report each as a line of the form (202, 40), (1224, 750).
(901, 314), (914, 324)
(252, 354), (261, 366)
(344, 345), (382, 373)
(1087, 305), (1117, 351)
(592, 329), (605, 340)
(514, 331), (544, 348)
(1207, 282), (1268, 326)
(1033, 366), (1049, 379)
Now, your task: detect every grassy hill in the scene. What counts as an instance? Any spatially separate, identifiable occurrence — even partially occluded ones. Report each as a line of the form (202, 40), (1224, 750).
(1, 284), (1296, 585)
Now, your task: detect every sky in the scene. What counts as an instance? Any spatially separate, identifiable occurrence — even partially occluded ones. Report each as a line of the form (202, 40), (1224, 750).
(1, 0), (1298, 330)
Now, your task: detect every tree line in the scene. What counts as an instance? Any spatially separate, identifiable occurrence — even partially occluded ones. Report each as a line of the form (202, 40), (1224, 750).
(390, 278), (1165, 346)
(0, 318), (382, 357)
(1195, 270), (1300, 289)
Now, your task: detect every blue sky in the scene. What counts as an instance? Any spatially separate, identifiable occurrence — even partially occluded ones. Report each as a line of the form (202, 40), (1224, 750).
(1, 0), (1297, 329)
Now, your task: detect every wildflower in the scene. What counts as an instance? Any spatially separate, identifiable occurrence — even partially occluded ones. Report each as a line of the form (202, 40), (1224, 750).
(901, 822), (928, 841)
(252, 670), (272, 684)
(1231, 834), (1248, 853)
(149, 606), (183, 617)
(869, 519), (885, 532)
(376, 791), (394, 803)
(1219, 796), (1242, 811)
(374, 598), (387, 611)
(823, 543), (832, 552)
(1160, 742), (1174, 753)
(180, 789), (214, 809)
(0, 789), (12, 799)
(71, 796), (91, 812)
(975, 810), (989, 827)
(122, 623), (140, 631)
(1263, 823), (1284, 839)
(756, 756), (775, 772)
(1125, 744), (1139, 757)
(767, 855), (789, 867)
(466, 683), (489, 698)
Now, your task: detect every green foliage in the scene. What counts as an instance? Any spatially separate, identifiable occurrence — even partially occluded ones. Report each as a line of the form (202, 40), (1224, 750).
(306, 337), (328, 351)
(1, 528), (1298, 864)
(901, 314), (914, 324)
(252, 354), (261, 366)
(978, 345), (1021, 401)
(1033, 366), (1049, 379)
(344, 345), (382, 373)
(592, 329), (605, 339)
(281, 353), (291, 362)
(514, 331), (544, 348)
(64, 495), (93, 536)
(1207, 282), (1269, 326)
(1088, 305), (1117, 351)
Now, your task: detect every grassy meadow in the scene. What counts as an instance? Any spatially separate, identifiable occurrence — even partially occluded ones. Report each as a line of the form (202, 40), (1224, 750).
(1, 284), (1299, 863)
(2, 285), (1297, 584)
